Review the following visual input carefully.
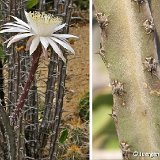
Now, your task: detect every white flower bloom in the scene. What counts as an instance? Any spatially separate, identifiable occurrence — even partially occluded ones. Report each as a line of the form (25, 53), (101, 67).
(0, 11), (78, 62)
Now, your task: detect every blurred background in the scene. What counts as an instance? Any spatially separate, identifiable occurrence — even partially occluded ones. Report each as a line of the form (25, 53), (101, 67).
(92, 15), (122, 160)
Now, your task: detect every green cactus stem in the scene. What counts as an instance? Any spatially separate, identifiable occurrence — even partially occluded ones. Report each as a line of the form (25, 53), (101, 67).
(94, 0), (160, 159)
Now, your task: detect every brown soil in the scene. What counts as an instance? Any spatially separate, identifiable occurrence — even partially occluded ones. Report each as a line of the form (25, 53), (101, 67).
(60, 23), (89, 159)
(63, 23), (89, 116)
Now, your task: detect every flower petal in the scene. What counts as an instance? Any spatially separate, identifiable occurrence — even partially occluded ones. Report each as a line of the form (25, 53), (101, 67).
(24, 11), (30, 23)
(26, 36), (35, 51)
(53, 23), (66, 33)
(24, 11), (40, 35)
(7, 33), (34, 48)
(1, 26), (30, 32)
(4, 36), (14, 43)
(3, 22), (30, 30)
(42, 45), (48, 60)
(11, 15), (30, 28)
(53, 34), (79, 39)
(47, 38), (66, 62)
(29, 36), (40, 55)
(0, 28), (30, 33)
(51, 37), (75, 54)
(40, 37), (49, 49)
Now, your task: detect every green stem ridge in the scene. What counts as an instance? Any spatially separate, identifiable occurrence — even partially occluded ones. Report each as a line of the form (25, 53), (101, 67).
(94, 0), (160, 159)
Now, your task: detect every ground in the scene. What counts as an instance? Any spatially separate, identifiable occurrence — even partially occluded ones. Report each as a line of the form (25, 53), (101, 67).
(64, 23), (89, 115)
(59, 23), (89, 160)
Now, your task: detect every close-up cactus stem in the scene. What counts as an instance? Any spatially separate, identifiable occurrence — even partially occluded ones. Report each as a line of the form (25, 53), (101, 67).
(94, 0), (160, 159)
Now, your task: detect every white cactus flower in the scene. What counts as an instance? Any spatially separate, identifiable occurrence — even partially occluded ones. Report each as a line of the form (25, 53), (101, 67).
(0, 11), (78, 62)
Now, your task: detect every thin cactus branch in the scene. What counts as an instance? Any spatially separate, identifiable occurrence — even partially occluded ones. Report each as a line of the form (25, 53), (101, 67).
(49, 61), (66, 160)
(17, 116), (25, 160)
(0, 107), (16, 160)
(12, 45), (42, 119)
(0, 60), (5, 106)
(39, 53), (58, 150)
(25, 82), (39, 158)
(0, 117), (11, 160)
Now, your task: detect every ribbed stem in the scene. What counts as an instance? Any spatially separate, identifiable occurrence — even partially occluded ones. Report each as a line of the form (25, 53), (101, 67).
(94, 1), (160, 160)
(12, 45), (42, 119)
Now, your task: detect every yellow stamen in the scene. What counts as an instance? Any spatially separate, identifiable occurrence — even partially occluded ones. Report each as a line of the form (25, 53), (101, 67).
(28, 11), (62, 24)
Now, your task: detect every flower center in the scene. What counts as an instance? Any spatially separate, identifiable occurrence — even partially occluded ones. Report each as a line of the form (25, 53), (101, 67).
(26, 11), (62, 36)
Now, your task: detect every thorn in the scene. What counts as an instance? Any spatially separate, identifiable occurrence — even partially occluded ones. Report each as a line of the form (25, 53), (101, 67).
(143, 56), (158, 77)
(131, 0), (146, 12)
(120, 141), (132, 160)
(143, 19), (155, 35)
(109, 109), (118, 122)
(112, 80), (126, 96)
(95, 12), (109, 31)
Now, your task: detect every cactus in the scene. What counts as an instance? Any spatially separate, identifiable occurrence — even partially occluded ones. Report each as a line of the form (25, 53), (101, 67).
(0, 0), (77, 159)
(94, 0), (160, 160)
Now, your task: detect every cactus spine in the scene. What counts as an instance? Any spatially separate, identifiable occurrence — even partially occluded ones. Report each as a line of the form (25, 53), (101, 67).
(94, 0), (160, 159)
